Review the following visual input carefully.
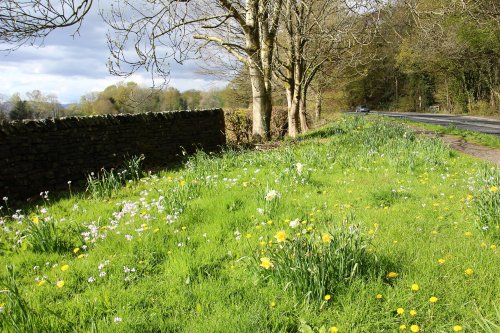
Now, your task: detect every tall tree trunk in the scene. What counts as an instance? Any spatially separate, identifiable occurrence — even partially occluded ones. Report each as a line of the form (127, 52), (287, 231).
(445, 77), (451, 113)
(299, 91), (309, 132)
(260, 15), (274, 138)
(246, 0), (271, 141)
(282, 0), (299, 138)
(299, 80), (309, 133)
(287, 87), (300, 138)
(314, 88), (322, 121)
(249, 61), (271, 141)
(288, 78), (303, 138)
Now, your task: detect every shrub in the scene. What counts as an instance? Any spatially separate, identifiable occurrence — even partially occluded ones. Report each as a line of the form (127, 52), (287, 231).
(27, 219), (65, 253)
(86, 155), (145, 198)
(258, 222), (371, 301)
(270, 106), (288, 139)
(224, 109), (252, 144)
(473, 166), (499, 237)
(224, 106), (289, 143)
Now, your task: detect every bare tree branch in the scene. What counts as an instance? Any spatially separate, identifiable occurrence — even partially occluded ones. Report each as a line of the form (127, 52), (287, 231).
(0, 0), (93, 49)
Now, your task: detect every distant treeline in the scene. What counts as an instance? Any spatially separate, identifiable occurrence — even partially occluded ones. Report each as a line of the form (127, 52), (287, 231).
(0, 78), (253, 121)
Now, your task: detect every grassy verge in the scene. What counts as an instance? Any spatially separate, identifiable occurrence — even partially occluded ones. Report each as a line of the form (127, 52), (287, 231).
(0, 116), (498, 332)
(389, 118), (500, 149)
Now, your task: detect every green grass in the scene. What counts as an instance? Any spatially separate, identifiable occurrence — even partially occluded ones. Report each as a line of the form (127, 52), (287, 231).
(391, 118), (500, 149)
(0, 116), (498, 332)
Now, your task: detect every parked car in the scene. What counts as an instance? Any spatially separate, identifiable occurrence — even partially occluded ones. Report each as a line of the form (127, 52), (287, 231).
(355, 105), (370, 113)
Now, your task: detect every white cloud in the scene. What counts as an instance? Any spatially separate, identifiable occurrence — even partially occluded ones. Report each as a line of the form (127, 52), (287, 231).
(0, 3), (229, 104)
(0, 63), (227, 103)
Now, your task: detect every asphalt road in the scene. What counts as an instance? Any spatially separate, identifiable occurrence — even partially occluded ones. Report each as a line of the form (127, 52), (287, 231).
(371, 112), (500, 137)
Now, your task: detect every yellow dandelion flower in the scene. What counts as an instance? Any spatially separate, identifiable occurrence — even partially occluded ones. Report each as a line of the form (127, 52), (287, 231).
(275, 231), (287, 243)
(329, 327), (339, 333)
(376, 293), (383, 300)
(397, 308), (405, 315)
(490, 245), (497, 250)
(56, 280), (65, 288)
(37, 280), (46, 287)
(411, 284), (419, 292)
(453, 325), (463, 331)
(73, 247), (80, 254)
(324, 294), (331, 301)
(429, 296), (438, 303)
(464, 231), (472, 237)
(490, 186), (497, 193)
(245, 233), (252, 239)
(322, 233), (333, 244)
(438, 258), (446, 264)
(179, 180), (186, 187)
(60, 264), (69, 272)
(410, 325), (420, 332)
(259, 257), (274, 269)
(409, 309), (417, 316)
(464, 268), (474, 276)
(387, 272), (399, 278)
(77, 254), (85, 259)
(259, 241), (267, 247)
(31, 216), (40, 225)
(400, 324), (407, 330)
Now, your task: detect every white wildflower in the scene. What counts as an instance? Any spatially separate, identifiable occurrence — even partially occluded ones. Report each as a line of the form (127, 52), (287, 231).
(265, 190), (279, 201)
(289, 218), (301, 229)
(296, 163), (304, 174)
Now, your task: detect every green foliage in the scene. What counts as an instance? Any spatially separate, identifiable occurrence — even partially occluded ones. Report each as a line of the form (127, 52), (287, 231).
(341, 3), (499, 115)
(474, 304), (500, 333)
(0, 265), (41, 333)
(27, 219), (65, 253)
(86, 155), (144, 199)
(9, 100), (33, 121)
(0, 116), (498, 332)
(259, 222), (372, 302)
(473, 166), (500, 238)
(224, 109), (252, 144)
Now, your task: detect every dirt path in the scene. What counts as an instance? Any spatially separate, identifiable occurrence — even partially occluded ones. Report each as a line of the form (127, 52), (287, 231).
(414, 129), (500, 166)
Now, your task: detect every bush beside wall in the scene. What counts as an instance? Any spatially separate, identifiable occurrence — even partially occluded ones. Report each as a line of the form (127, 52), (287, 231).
(0, 109), (225, 201)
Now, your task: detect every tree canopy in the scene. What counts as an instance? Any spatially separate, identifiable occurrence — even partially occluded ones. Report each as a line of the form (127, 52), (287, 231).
(1, 0), (497, 128)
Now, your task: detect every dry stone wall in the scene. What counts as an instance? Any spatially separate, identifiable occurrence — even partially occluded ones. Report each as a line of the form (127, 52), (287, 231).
(0, 109), (225, 201)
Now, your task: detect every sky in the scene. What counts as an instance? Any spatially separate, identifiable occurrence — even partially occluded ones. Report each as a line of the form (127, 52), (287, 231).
(0, 4), (228, 104)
